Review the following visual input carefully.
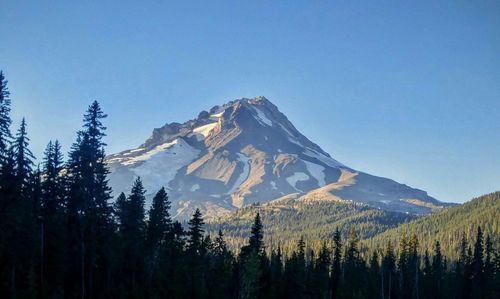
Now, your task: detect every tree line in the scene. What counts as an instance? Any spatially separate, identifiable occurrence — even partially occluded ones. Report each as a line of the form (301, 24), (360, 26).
(0, 71), (499, 298)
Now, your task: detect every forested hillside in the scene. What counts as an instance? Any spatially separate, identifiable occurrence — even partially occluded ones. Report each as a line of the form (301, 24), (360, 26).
(365, 191), (500, 259)
(207, 198), (415, 255)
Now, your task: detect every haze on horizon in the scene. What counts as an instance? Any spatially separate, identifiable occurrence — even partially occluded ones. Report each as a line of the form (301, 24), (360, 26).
(0, 1), (499, 203)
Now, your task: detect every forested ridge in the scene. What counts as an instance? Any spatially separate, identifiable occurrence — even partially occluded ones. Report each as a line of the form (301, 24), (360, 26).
(366, 192), (500, 260)
(0, 71), (499, 298)
(206, 199), (417, 255)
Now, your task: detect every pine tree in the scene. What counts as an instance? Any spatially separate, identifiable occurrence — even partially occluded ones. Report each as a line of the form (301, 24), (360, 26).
(0, 71), (11, 160)
(289, 237), (306, 298)
(382, 241), (396, 299)
(13, 118), (35, 188)
(397, 233), (409, 298)
(188, 208), (205, 254)
(41, 140), (64, 216)
(344, 228), (364, 298)
(145, 187), (171, 296)
(472, 226), (484, 298)
(331, 228), (342, 299)
(65, 101), (114, 299)
(408, 233), (419, 299)
(456, 232), (471, 299)
(115, 178), (147, 298)
(40, 140), (66, 295)
(248, 212), (264, 254)
(240, 213), (265, 299)
(269, 245), (284, 298)
(209, 230), (234, 299)
(484, 235), (494, 298)
(368, 251), (381, 299)
(313, 242), (331, 299)
(146, 187), (171, 249)
(187, 208), (207, 298)
(432, 241), (444, 299)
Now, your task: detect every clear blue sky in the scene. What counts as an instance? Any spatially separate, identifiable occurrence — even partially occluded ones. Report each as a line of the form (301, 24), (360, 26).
(1, 1), (499, 203)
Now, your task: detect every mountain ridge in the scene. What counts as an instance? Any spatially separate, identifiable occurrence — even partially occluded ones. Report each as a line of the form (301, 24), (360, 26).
(106, 96), (451, 219)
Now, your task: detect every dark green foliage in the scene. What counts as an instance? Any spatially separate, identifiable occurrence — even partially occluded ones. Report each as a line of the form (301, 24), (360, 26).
(367, 191), (500, 260)
(0, 71), (11, 158)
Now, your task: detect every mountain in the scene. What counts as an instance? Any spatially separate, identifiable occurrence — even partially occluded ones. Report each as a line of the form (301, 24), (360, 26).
(107, 96), (450, 219)
(365, 191), (500, 260)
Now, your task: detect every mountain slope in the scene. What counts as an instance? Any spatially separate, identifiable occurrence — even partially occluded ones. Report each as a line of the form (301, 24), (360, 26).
(107, 96), (450, 219)
(365, 191), (500, 259)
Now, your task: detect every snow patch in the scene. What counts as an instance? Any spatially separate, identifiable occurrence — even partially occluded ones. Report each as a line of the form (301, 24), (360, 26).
(279, 123), (295, 137)
(210, 111), (224, 119)
(270, 181), (277, 190)
(129, 138), (201, 193)
(227, 153), (251, 194)
(286, 172), (310, 192)
(122, 140), (178, 166)
(302, 160), (326, 186)
(190, 184), (200, 192)
(303, 148), (343, 168)
(250, 106), (273, 126)
(191, 122), (217, 140)
(288, 137), (303, 147)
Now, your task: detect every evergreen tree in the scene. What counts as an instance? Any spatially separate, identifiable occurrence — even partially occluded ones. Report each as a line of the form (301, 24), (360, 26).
(208, 230), (235, 299)
(431, 241), (444, 299)
(40, 140), (66, 295)
(248, 212), (264, 254)
(116, 178), (147, 298)
(484, 234), (494, 297)
(13, 118), (35, 187)
(331, 228), (342, 299)
(0, 71), (11, 160)
(65, 101), (114, 299)
(269, 245), (284, 298)
(285, 237), (306, 298)
(472, 226), (484, 298)
(408, 233), (419, 299)
(240, 213), (265, 299)
(382, 241), (396, 299)
(313, 242), (331, 299)
(146, 187), (171, 249)
(188, 208), (205, 254)
(343, 228), (364, 298)
(368, 251), (381, 299)
(456, 232), (471, 299)
(187, 208), (207, 298)
(397, 233), (409, 298)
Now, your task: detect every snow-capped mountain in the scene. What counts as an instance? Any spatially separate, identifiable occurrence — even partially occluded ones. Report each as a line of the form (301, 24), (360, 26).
(107, 96), (449, 219)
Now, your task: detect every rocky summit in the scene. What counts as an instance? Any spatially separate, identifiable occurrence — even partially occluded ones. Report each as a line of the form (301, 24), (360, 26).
(107, 96), (449, 219)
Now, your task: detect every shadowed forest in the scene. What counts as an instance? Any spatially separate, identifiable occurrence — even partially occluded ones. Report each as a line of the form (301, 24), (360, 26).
(0, 72), (499, 299)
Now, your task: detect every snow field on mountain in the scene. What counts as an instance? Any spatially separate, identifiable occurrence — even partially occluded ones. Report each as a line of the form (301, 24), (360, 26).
(303, 148), (343, 168)
(227, 153), (251, 194)
(302, 160), (326, 186)
(191, 122), (218, 140)
(286, 172), (310, 192)
(131, 138), (200, 193)
(250, 106), (273, 126)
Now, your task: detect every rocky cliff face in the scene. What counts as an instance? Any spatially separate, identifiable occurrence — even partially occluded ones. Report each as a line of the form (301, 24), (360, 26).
(107, 96), (449, 219)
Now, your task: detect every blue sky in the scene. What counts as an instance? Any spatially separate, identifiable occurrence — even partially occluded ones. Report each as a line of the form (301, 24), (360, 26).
(1, 1), (499, 203)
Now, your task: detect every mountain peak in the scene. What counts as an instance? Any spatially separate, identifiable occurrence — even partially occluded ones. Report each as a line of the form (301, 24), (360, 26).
(107, 96), (445, 220)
